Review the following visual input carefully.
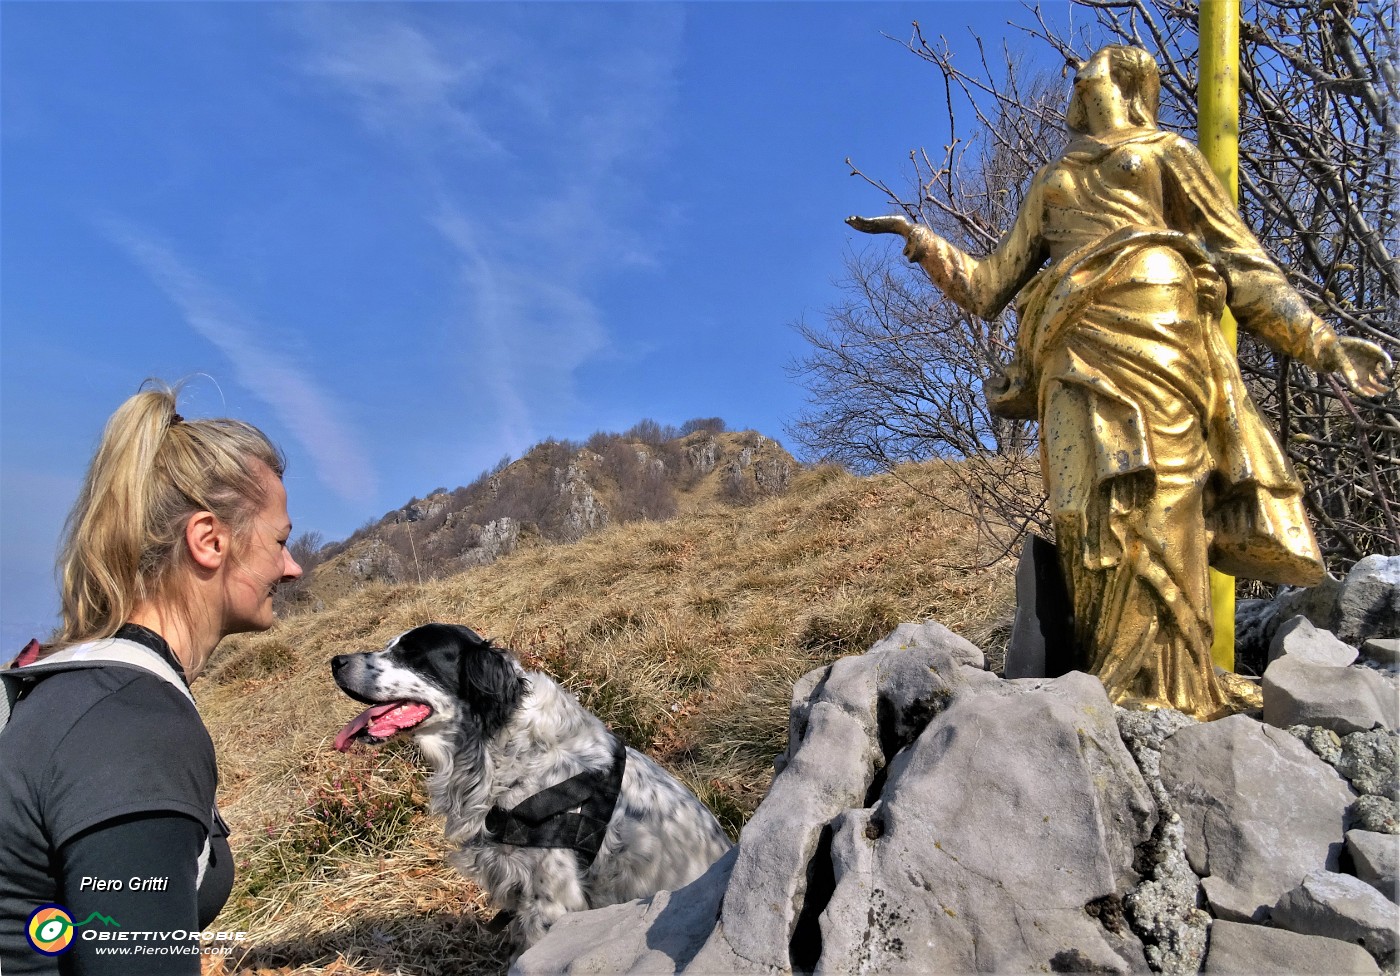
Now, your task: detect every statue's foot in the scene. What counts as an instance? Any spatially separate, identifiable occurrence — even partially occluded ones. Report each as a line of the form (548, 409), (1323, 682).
(1110, 672), (1256, 722)
(1214, 668), (1263, 714)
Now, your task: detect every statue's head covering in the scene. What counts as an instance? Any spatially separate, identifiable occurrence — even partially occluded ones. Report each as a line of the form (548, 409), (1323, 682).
(1067, 45), (1161, 133)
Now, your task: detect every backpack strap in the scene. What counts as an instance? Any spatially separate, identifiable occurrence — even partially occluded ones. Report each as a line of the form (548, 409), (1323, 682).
(1, 638), (194, 731)
(1, 638), (220, 864)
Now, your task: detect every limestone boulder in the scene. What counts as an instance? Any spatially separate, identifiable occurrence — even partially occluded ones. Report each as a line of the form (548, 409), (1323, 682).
(1361, 637), (1400, 669)
(1159, 716), (1355, 922)
(1347, 829), (1399, 902)
(1202, 919), (1380, 975)
(1234, 554), (1400, 663)
(510, 849), (776, 976)
(815, 671), (1156, 975)
(1262, 654), (1398, 735)
(515, 609), (1400, 976)
(1271, 870), (1397, 966)
(1269, 615), (1360, 666)
(1335, 554), (1400, 646)
(864, 620), (986, 670)
(726, 641), (970, 971)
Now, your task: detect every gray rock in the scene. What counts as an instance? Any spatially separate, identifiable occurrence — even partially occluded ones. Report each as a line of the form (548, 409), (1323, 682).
(1263, 655), (1399, 735)
(815, 671), (1155, 975)
(1235, 577), (1345, 665)
(1337, 555), (1400, 646)
(1271, 870), (1397, 965)
(1234, 555), (1400, 664)
(511, 849), (777, 976)
(1362, 638), (1400, 669)
(461, 517), (521, 568)
(1160, 715), (1355, 922)
(866, 620), (986, 670)
(1203, 919), (1380, 974)
(1337, 729), (1400, 799)
(520, 606), (1399, 975)
(1003, 533), (1075, 680)
(726, 644), (964, 971)
(725, 702), (879, 971)
(1347, 830), (1399, 902)
(685, 436), (718, 475)
(559, 468), (607, 540)
(1354, 795), (1400, 835)
(1270, 615), (1361, 666)
(1116, 709), (1208, 975)
(1289, 724), (1345, 765)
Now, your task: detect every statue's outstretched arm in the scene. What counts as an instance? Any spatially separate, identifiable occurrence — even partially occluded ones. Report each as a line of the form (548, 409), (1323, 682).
(1163, 135), (1393, 397)
(846, 194), (1044, 322)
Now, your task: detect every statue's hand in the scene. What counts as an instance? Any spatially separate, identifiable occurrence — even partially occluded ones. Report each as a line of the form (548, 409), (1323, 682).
(1324, 336), (1393, 397)
(846, 215), (933, 263)
(845, 214), (914, 238)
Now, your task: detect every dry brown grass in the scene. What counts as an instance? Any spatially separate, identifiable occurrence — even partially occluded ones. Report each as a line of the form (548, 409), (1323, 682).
(198, 460), (1019, 975)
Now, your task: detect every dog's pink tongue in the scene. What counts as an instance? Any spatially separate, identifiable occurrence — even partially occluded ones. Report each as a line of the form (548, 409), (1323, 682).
(334, 701), (433, 752)
(334, 702), (399, 752)
(368, 702), (431, 738)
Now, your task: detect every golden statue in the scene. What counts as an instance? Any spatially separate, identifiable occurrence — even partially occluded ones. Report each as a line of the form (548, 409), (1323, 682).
(849, 44), (1391, 721)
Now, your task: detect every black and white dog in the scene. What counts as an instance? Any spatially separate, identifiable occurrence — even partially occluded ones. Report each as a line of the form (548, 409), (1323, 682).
(330, 623), (732, 948)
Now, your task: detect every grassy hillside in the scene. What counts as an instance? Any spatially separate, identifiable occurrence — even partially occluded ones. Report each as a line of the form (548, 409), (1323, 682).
(294, 428), (799, 610)
(200, 460), (1019, 976)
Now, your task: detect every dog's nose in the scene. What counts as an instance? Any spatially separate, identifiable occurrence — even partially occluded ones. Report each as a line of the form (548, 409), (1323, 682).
(331, 655), (349, 673)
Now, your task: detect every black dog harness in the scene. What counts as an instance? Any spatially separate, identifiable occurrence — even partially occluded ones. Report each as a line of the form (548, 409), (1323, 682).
(483, 734), (628, 869)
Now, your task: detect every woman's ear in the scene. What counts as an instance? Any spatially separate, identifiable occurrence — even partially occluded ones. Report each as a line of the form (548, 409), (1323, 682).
(185, 511), (229, 571)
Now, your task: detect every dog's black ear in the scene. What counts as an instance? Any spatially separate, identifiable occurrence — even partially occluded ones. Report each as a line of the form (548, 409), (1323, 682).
(448, 623), (490, 647)
(459, 643), (525, 737)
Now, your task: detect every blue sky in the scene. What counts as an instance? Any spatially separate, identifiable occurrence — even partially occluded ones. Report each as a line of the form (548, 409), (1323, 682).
(1, 1), (1075, 651)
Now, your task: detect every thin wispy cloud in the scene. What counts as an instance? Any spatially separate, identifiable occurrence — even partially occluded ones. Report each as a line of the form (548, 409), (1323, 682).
(296, 15), (505, 156)
(99, 219), (379, 507)
(290, 5), (684, 445)
(431, 204), (608, 449)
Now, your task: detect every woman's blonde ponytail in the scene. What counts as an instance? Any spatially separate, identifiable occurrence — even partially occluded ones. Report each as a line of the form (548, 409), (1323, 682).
(55, 381), (284, 648)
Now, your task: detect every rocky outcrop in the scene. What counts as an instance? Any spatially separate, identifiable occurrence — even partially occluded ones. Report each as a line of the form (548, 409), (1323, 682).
(1237, 555), (1400, 664)
(686, 436), (720, 475)
(346, 540), (404, 583)
(558, 461), (609, 540)
(461, 517), (521, 568)
(724, 435), (795, 501)
(391, 494), (451, 524)
(515, 604), (1400, 976)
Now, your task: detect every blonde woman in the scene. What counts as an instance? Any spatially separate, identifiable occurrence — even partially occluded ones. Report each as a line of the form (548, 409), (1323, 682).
(0, 383), (302, 974)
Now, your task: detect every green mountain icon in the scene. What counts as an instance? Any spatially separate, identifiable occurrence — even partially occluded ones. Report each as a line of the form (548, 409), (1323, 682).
(74, 912), (119, 929)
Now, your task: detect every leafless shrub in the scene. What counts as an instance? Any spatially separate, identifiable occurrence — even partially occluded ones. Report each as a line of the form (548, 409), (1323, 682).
(680, 417), (727, 435)
(274, 531), (329, 612)
(600, 441), (679, 523)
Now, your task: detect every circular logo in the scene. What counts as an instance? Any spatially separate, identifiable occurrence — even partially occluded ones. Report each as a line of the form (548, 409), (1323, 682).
(27, 904), (75, 955)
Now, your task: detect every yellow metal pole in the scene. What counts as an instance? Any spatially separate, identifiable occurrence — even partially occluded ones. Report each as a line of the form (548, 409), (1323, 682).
(1200, 0), (1240, 671)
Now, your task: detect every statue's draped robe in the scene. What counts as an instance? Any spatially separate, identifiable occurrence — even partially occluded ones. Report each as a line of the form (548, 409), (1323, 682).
(916, 129), (1332, 719)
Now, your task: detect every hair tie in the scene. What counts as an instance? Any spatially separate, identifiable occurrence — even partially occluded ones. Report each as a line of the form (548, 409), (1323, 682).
(171, 413), (184, 425)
